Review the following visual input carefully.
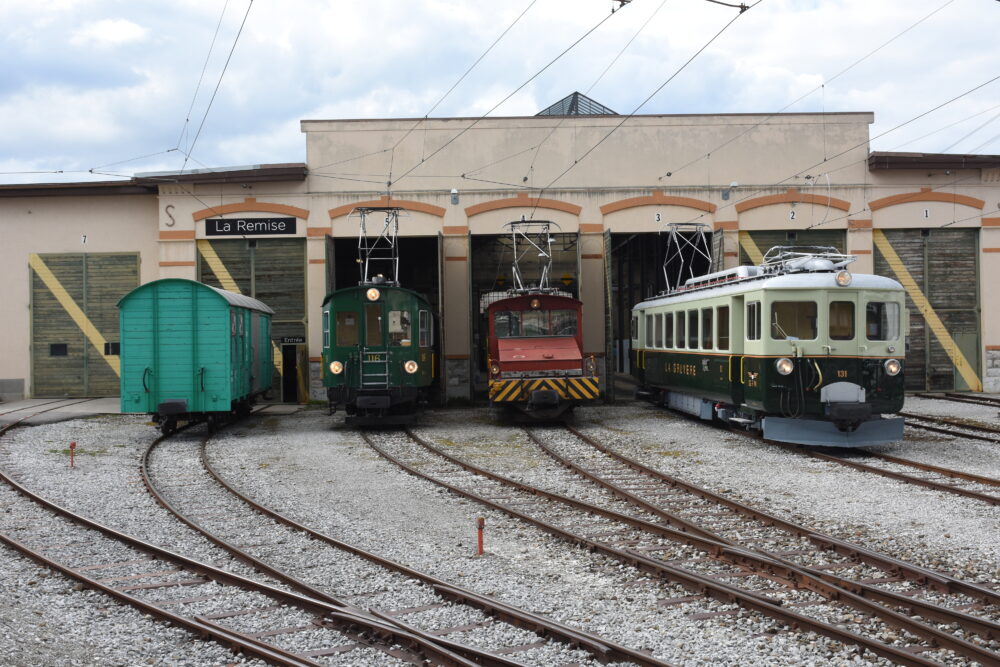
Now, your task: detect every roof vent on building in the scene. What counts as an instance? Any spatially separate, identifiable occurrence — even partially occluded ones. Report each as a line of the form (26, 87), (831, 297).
(536, 92), (617, 116)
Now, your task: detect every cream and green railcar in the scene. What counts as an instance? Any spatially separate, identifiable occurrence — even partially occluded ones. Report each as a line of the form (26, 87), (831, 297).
(630, 248), (906, 447)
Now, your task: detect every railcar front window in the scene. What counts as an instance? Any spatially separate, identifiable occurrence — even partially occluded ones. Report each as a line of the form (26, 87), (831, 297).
(771, 301), (817, 340)
(494, 309), (578, 337)
(717, 306), (730, 350)
(388, 310), (412, 346)
(701, 308), (713, 349)
(829, 301), (855, 340)
(747, 302), (761, 340)
(631, 316), (638, 342)
(664, 312), (674, 348)
(866, 302), (900, 340)
(336, 312), (359, 346)
(687, 310), (698, 349)
(654, 314), (663, 348)
(365, 304), (382, 347)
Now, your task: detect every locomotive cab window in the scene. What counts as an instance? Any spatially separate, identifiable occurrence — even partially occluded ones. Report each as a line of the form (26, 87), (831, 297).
(716, 306), (729, 350)
(664, 312), (674, 348)
(495, 309), (577, 338)
(701, 308), (713, 349)
(388, 310), (411, 346)
(419, 310), (432, 347)
(866, 302), (900, 340)
(746, 301), (761, 340)
(829, 301), (855, 340)
(687, 310), (698, 349)
(336, 312), (359, 346)
(771, 301), (817, 340)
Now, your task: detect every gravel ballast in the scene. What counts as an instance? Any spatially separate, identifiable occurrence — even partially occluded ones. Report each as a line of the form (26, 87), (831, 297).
(2, 398), (999, 665)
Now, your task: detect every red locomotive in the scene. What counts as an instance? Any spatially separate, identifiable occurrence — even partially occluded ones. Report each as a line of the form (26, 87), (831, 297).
(486, 291), (599, 418)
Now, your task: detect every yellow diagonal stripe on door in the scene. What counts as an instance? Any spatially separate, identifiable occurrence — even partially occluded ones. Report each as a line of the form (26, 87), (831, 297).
(197, 240), (282, 373)
(872, 229), (981, 391)
(738, 231), (764, 265)
(29, 254), (120, 376)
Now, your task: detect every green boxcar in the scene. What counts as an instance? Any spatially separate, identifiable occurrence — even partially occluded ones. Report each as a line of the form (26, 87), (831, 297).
(322, 284), (435, 425)
(119, 279), (274, 433)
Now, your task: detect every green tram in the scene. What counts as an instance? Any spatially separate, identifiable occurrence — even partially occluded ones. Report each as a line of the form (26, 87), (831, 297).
(630, 248), (906, 447)
(322, 282), (435, 425)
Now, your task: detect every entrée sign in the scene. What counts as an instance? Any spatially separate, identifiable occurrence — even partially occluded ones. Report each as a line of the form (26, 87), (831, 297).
(205, 217), (297, 236)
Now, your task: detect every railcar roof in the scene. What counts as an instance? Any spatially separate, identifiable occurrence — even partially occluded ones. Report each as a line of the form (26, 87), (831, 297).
(118, 278), (274, 314)
(633, 271), (903, 310)
(321, 283), (430, 306)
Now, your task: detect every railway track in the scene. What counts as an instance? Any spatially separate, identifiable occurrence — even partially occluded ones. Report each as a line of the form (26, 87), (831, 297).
(900, 411), (1000, 444)
(140, 425), (662, 666)
(916, 393), (1000, 409)
(362, 426), (1000, 666)
(0, 449), (480, 666)
(783, 445), (1000, 506)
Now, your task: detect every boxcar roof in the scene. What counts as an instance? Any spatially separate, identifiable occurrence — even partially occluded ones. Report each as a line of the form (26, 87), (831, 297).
(118, 278), (275, 314)
(633, 271), (903, 310)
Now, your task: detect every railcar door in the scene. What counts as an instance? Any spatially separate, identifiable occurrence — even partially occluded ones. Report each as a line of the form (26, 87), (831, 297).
(825, 296), (862, 384)
(361, 301), (388, 388)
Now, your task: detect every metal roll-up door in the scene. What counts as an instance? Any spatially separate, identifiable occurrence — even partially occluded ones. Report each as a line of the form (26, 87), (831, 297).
(874, 229), (980, 391)
(31, 253), (138, 397)
(738, 230), (846, 266)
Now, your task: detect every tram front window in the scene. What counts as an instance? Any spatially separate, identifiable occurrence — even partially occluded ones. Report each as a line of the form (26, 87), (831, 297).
(866, 302), (900, 341)
(494, 309), (577, 337)
(771, 301), (817, 340)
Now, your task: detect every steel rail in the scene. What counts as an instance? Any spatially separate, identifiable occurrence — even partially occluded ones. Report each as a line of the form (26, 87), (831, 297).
(899, 411), (1000, 443)
(788, 444), (1000, 506)
(561, 424), (1000, 606)
(0, 422), (477, 667)
(916, 392), (1000, 408)
(148, 430), (665, 667)
(377, 429), (990, 667)
(0, 398), (100, 435)
(549, 426), (1000, 645)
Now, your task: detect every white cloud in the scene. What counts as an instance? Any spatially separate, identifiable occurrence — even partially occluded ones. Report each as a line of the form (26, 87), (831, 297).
(70, 18), (147, 48)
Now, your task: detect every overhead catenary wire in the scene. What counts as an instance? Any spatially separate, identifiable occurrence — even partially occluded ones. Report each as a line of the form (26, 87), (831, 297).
(176, 0), (232, 153)
(387, 4), (629, 188)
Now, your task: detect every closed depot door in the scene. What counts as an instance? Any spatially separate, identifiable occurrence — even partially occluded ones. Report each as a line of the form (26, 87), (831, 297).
(30, 253), (139, 396)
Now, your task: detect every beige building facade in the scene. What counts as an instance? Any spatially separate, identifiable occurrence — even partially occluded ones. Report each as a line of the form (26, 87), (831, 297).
(2, 109), (998, 402)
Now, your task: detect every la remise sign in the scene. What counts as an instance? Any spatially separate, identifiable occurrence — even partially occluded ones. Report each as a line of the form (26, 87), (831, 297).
(205, 217), (297, 236)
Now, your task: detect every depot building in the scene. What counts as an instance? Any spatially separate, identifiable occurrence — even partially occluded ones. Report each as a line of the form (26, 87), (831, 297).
(2, 92), (999, 403)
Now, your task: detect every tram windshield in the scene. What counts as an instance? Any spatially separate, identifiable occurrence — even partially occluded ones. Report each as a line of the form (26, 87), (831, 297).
(866, 302), (900, 340)
(494, 309), (578, 338)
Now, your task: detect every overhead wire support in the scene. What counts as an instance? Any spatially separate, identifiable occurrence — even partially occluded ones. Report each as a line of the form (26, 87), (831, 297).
(354, 207), (406, 286)
(504, 220), (560, 292)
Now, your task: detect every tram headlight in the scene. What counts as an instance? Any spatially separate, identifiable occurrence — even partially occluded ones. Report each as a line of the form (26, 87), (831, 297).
(530, 298), (541, 309)
(366, 287), (380, 301)
(329, 360), (344, 375)
(403, 360), (419, 374)
(835, 270), (852, 287)
(884, 358), (902, 376)
(490, 362), (500, 376)
(585, 356), (597, 375)
(775, 358), (795, 375)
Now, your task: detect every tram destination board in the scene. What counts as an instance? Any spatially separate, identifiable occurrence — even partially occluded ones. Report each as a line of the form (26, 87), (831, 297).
(206, 217), (297, 236)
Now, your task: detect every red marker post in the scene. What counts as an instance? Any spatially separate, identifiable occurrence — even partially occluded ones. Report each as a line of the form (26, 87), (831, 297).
(69, 441), (76, 468)
(476, 517), (485, 556)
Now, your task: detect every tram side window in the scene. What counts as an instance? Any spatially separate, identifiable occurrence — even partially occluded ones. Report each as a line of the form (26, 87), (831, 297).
(419, 310), (432, 347)
(746, 302), (761, 341)
(677, 312), (686, 348)
(687, 310), (698, 349)
(323, 311), (330, 347)
(336, 311), (359, 346)
(388, 310), (412, 346)
(664, 312), (674, 348)
(701, 308), (713, 349)
(866, 302), (900, 340)
(645, 314), (653, 348)
(829, 301), (855, 340)
(717, 305), (730, 350)
(631, 315), (638, 342)
(654, 313), (663, 348)
(771, 301), (817, 340)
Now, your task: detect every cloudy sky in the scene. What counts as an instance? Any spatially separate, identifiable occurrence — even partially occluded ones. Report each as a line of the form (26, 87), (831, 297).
(2, 0), (998, 185)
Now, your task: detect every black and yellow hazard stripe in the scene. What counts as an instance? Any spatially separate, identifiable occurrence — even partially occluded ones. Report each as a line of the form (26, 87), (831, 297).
(489, 376), (600, 403)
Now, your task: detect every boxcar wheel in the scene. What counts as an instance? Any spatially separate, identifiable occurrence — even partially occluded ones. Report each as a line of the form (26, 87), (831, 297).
(160, 419), (176, 436)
